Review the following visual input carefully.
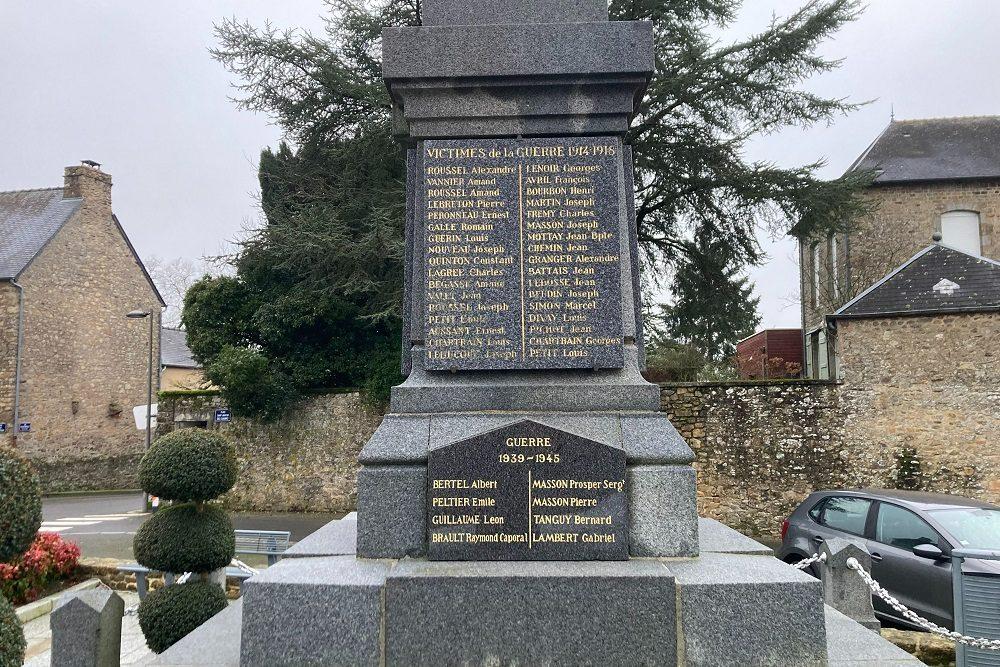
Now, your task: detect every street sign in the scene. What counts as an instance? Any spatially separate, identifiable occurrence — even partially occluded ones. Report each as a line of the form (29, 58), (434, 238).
(18, 423), (30, 433)
(214, 409), (232, 424)
(132, 404), (158, 430)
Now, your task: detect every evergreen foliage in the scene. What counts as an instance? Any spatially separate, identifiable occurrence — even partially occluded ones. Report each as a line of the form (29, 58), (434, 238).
(0, 446), (42, 564)
(137, 582), (228, 654)
(139, 430), (238, 502)
(134, 431), (237, 650)
(133, 504), (235, 574)
(198, 0), (871, 417)
(659, 226), (761, 361)
(0, 595), (24, 667)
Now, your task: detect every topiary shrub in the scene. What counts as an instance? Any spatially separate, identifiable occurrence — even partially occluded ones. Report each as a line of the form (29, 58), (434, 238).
(0, 594), (24, 667)
(139, 429), (237, 502)
(0, 446), (42, 564)
(133, 504), (234, 573)
(137, 582), (227, 654)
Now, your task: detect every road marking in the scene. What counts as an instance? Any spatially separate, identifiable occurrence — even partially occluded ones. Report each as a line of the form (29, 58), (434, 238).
(40, 513), (146, 534)
(42, 520), (102, 526)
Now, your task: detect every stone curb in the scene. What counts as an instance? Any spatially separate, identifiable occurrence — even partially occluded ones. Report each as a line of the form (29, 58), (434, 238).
(15, 577), (102, 623)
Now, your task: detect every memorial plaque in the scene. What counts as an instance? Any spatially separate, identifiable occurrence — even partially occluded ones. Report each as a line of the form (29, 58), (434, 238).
(421, 137), (625, 371)
(427, 421), (628, 560)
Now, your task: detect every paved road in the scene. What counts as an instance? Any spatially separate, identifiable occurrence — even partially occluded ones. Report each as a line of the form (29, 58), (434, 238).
(42, 492), (342, 561)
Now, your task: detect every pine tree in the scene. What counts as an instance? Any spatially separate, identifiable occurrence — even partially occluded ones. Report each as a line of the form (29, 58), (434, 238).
(661, 225), (761, 361)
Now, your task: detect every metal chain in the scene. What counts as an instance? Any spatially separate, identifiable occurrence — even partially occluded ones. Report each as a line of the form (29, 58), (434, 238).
(792, 552), (827, 570)
(230, 558), (259, 575)
(846, 557), (1000, 651)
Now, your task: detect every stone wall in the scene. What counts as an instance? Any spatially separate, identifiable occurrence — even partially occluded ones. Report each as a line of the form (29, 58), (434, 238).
(0, 284), (18, 437)
(838, 313), (1000, 499)
(157, 391), (382, 513)
(803, 179), (1000, 331)
(4, 167), (162, 491)
(661, 381), (867, 538)
(159, 310), (998, 533)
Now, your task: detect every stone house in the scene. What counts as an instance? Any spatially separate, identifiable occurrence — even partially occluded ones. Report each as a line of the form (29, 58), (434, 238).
(830, 242), (1000, 496)
(161, 328), (207, 391)
(0, 163), (164, 490)
(801, 116), (1000, 379)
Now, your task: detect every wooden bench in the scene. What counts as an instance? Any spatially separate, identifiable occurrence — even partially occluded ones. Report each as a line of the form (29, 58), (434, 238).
(119, 529), (291, 600)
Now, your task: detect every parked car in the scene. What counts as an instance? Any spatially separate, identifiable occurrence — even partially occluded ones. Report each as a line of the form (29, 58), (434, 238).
(778, 489), (1000, 630)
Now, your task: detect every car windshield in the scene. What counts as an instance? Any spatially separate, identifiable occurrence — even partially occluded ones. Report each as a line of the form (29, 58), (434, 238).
(927, 508), (1000, 550)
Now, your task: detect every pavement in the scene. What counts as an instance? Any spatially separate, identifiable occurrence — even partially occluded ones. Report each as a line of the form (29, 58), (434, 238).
(42, 492), (342, 561)
(22, 591), (154, 666)
(17, 493), (341, 665)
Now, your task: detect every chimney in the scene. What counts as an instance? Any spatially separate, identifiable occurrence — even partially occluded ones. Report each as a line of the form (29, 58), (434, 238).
(64, 161), (112, 207)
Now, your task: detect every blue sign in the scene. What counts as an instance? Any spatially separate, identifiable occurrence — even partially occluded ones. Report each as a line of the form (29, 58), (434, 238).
(18, 423), (30, 433)
(0, 423), (6, 434)
(214, 409), (232, 424)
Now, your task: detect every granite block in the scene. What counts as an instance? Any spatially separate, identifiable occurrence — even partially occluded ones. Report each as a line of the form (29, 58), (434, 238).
(358, 415), (429, 464)
(428, 413), (622, 451)
(389, 352), (661, 413)
(427, 421), (627, 561)
(628, 465), (699, 557)
(382, 22), (654, 80)
(356, 465), (426, 558)
(366, 411), (695, 464)
(698, 517), (773, 555)
(824, 607), (923, 666)
(385, 559), (677, 666)
(240, 556), (388, 667)
(283, 516), (358, 558)
(51, 587), (124, 667)
(820, 537), (880, 631)
(619, 413), (694, 464)
(155, 599), (242, 666)
(669, 553), (827, 666)
(422, 0), (608, 26)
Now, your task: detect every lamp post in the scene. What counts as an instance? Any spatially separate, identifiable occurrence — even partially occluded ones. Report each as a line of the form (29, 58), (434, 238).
(126, 309), (154, 512)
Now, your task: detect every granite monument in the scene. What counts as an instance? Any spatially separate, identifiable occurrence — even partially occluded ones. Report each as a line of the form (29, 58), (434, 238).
(192, 1), (908, 664)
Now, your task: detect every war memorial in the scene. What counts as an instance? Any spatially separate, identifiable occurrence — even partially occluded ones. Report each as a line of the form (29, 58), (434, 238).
(154, 1), (923, 665)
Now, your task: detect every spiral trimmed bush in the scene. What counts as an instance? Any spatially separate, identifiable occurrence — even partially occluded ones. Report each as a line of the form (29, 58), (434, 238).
(0, 446), (42, 564)
(0, 595), (24, 667)
(137, 582), (227, 654)
(139, 429), (237, 502)
(133, 503), (234, 573)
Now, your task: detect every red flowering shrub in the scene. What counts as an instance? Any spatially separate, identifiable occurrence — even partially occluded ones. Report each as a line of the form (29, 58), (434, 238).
(0, 533), (81, 604)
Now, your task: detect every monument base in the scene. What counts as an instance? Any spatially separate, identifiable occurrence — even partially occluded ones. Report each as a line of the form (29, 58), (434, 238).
(157, 515), (924, 667)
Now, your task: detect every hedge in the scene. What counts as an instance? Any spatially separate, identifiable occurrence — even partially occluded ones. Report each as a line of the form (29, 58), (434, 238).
(0, 447), (42, 564)
(0, 595), (24, 667)
(133, 504), (234, 573)
(139, 430), (237, 502)
(137, 582), (227, 654)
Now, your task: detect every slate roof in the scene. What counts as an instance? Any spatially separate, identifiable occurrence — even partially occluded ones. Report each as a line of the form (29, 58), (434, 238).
(832, 243), (1000, 319)
(0, 188), (82, 279)
(161, 328), (200, 368)
(848, 116), (1000, 184)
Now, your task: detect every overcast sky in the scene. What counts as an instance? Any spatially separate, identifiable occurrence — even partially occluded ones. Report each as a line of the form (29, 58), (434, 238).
(3, 1), (1000, 328)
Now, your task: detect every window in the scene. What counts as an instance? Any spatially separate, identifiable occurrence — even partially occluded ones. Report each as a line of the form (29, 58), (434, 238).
(940, 211), (982, 256)
(875, 503), (940, 551)
(811, 243), (821, 307)
(829, 235), (840, 300)
(820, 496), (872, 536)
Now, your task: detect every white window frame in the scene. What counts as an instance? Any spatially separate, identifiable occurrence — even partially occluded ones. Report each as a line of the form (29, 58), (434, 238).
(812, 243), (821, 308)
(940, 210), (982, 256)
(829, 235), (840, 300)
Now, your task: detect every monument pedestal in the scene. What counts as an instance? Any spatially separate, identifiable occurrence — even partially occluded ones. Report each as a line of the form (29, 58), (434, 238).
(237, 516), (828, 667)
